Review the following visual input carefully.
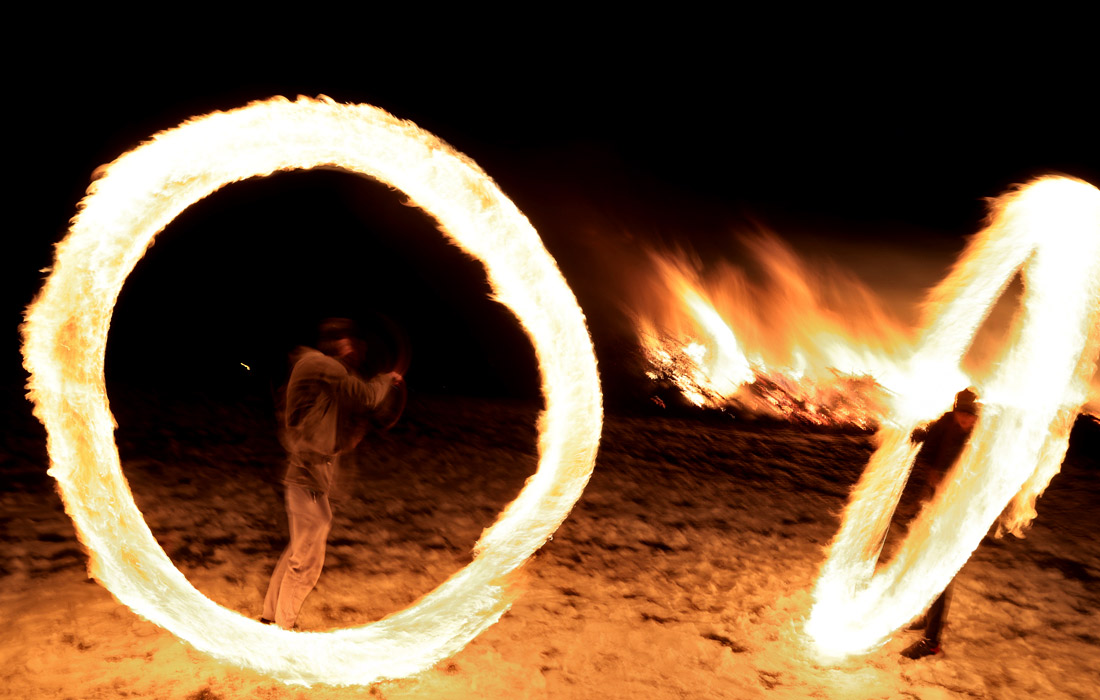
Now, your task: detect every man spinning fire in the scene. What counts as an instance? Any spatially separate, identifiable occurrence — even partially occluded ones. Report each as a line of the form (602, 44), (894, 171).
(900, 387), (981, 659)
(262, 318), (403, 629)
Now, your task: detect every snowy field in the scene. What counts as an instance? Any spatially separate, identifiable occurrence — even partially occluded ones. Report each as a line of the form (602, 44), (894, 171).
(2, 388), (1098, 699)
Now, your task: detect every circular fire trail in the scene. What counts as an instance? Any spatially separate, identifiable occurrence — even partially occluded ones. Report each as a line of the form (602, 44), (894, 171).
(806, 176), (1100, 659)
(21, 97), (602, 685)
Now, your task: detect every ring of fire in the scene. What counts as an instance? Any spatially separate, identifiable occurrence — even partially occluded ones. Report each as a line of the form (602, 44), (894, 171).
(21, 96), (602, 686)
(806, 176), (1100, 659)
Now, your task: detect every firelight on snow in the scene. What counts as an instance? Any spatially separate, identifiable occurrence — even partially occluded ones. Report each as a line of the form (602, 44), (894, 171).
(806, 176), (1100, 659)
(21, 97), (602, 686)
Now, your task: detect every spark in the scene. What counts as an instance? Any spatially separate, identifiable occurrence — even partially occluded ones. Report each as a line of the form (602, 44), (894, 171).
(21, 96), (602, 685)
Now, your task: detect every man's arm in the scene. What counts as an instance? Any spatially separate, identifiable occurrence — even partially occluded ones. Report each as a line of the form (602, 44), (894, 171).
(339, 370), (401, 410)
(911, 414), (948, 445)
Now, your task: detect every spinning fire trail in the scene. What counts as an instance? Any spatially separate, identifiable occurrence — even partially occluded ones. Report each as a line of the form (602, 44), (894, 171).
(21, 97), (602, 686)
(807, 176), (1100, 658)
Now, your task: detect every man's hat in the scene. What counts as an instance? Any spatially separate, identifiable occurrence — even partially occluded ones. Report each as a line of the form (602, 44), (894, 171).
(954, 388), (980, 415)
(318, 317), (359, 343)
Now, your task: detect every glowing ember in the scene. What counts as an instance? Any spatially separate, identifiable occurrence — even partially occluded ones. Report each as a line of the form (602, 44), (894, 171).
(806, 176), (1100, 659)
(21, 96), (602, 686)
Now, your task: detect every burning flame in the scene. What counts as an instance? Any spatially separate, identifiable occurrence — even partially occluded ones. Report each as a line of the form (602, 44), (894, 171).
(21, 96), (602, 685)
(637, 235), (909, 427)
(806, 176), (1100, 659)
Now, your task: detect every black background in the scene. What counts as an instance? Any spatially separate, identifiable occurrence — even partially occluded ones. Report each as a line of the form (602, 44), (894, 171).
(8, 33), (1097, 405)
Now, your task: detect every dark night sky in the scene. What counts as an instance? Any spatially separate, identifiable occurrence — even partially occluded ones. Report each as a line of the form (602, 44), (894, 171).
(8, 40), (1097, 404)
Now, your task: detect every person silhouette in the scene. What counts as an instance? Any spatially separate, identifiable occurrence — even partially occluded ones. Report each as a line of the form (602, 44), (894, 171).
(901, 387), (980, 659)
(262, 318), (402, 629)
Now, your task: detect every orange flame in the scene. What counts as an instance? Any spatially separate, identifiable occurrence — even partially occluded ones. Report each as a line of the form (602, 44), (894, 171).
(637, 234), (911, 427)
(21, 96), (602, 685)
(806, 176), (1100, 659)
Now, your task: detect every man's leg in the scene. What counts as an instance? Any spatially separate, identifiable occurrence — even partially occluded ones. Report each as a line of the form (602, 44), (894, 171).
(902, 580), (953, 658)
(924, 580), (953, 645)
(261, 543), (292, 622)
(272, 483), (333, 628)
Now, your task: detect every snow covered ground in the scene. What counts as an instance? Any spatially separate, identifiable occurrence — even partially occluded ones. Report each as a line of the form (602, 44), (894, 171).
(2, 388), (1098, 699)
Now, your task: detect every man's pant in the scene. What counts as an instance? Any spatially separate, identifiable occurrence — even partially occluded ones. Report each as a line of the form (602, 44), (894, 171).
(263, 483), (333, 628)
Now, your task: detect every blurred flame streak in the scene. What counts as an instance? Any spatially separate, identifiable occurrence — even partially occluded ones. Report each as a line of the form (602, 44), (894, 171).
(21, 97), (602, 686)
(806, 176), (1100, 659)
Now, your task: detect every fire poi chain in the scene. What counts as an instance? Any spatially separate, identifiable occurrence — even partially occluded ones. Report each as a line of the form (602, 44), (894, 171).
(21, 96), (602, 686)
